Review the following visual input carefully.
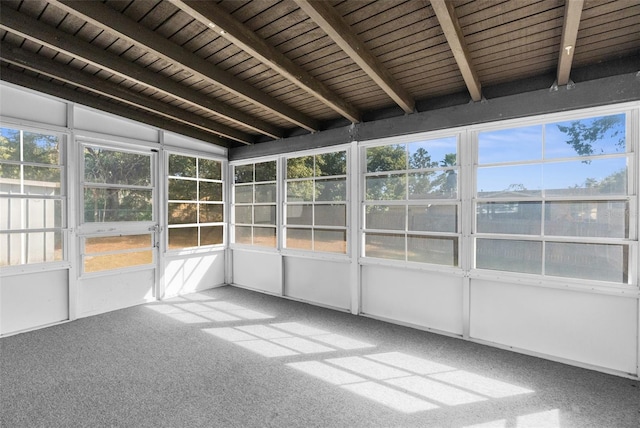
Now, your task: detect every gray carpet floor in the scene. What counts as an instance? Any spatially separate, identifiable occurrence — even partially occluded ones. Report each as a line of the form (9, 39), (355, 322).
(1, 285), (638, 428)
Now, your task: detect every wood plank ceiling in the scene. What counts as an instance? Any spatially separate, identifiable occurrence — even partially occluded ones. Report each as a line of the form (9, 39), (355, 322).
(0, 0), (638, 148)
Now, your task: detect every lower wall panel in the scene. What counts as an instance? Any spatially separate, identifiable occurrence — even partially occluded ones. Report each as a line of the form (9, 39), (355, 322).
(232, 250), (282, 295)
(470, 279), (638, 374)
(361, 265), (464, 335)
(78, 269), (155, 318)
(164, 251), (225, 298)
(1, 270), (69, 335)
(284, 257), (350, 310)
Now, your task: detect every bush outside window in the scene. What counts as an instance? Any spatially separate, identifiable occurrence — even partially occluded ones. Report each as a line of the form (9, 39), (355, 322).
(285, 150), (348, 254)
(233, 160), (277, 248)
(475, 113), (631, 283)
(167, 153), (224, 250)
(363, 136), (460, 266)
(0, 127), (65, 266)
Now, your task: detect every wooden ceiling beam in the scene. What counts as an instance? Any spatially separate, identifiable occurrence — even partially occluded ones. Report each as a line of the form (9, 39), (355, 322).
(557, 0), (585, 86)
(0, 42), (250, 145)
(51, 0), (313, 134)
(0, 66), (231, 147)
(0, 6), (272, 141)
(429, 0), (482, 101)
(170, 0), (361, 123)
(294, 0), (414, 114)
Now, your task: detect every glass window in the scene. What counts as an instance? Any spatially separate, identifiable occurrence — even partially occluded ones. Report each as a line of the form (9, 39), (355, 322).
(167, 153), (224, 250)
(363, 136), (459, 266)
(285, 150), (347, 254)
(475, 113), (631, 284)
(83, 234), (153, 273)
(232, 160), (277, 248)
(0, 127), (65, 267)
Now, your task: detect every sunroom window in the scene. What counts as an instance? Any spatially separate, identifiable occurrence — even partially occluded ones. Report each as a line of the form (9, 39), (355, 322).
(475, 113), (632, 283)
(0, 127), (65, 266)
(363, 136), (460, 266)
(285, 150), (348, 254)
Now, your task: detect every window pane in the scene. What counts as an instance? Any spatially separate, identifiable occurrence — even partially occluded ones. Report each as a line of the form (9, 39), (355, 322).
(366, 144), (407, 172)
(201, 226), (223, 246)
(84, 251), (152, 273)
(85, 188), (152, 222)
(287, 156), (314, 179)
(287, 204), (312, 226)
(255, 161), (276, 182)
(199, 181), (222, 201)
(254, 227), (276, 247)
(0, 231), (63, 266)
(1, 199), (63, 229)
(85, 234), (151, 252)
(254, 205), (276, 225)
(287, 228), (312, 250)
(84, 147), (150, 186)
(545, 201), (627, 238)
(168, 202), (197, 225)
(476, 239), (542, 274)
(478, 125), (542, 164)
(315, 205), (346, 227)
(408, 236), (457, 266)
(477, 164), (542, 198)
(255, 183), (276, 203)
(409, 205), (456, 233)
(315, 229), (346, 253)
(235, 206), (252, 224)
(22, 132), (60, 165)
(168, 227), (198, 249)
(316, 151), (346, 176)
(199, 203), (223, 223)
(169, 178), (196, 200)
(546, 242), (627, 283)
(287, 180), (314, 202)
(409, 171), (457, 199)
(408, 138), (457, 169)
(366, 205), (405, 230)
(235, 226), (252, 244)
(169, 154), (196, 177)
(234, 164), (253, 183)
(476, 202), (541, 235)
(543, 158), (626, 196)
(0, 128), (20, 161)
(545, 114), (626, 159)
(23, 166), (61, 195)
(235, 185), (253, 203)
(198, 159), (221, 180)
(0, 164), (20, 182)
(316, 178), (346, 201)
(366, 174), (406, 200)
(365, 233), (405, 260)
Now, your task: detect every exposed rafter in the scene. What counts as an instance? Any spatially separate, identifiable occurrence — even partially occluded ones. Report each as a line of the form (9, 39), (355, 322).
(170, 0), (361, 123)
(294, 0), (415, 114)
(0, 43), (250, 145)
(0, 66), (229, 147)
(51, 0), (314, 134)
(430, 0), (482, 102)
(557, 0), (585, 86)
(0, 6), (261, 144)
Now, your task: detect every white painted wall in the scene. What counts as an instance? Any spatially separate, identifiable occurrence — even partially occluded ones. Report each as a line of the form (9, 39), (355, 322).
(164, 250), (225, 298)
(0, 270), (68, 335)
(0, 84), (67, 127)
(232, 250), (282, 295)
(284, 257), (351, 310)
(77, 269), (155, 318)
(361, 265), (465, 335)
(469, 279), (638, 374)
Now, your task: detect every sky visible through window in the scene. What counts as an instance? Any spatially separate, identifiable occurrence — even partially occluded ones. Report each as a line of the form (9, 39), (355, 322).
(477, 114), (626, 194)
